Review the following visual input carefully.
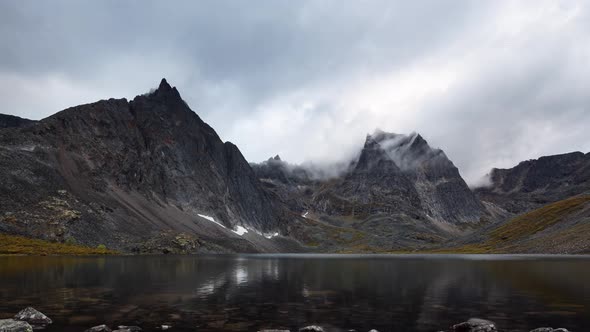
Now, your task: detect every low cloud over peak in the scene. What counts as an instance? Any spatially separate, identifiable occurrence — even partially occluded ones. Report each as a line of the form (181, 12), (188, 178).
(1, 1), (590, 185)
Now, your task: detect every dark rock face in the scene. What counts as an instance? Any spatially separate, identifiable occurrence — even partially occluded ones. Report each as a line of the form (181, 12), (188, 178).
(251, 156), (319, 214)
(313, 134), (423, 219)
(251, 130), (484, 251)
(0, 114), (35, 129)
(476, 152), (590, 213)
(0, 79), (293, 253)
(313, 131), (484, 223)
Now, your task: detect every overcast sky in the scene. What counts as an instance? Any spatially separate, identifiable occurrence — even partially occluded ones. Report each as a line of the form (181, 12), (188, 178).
(1, 1), (589, 185)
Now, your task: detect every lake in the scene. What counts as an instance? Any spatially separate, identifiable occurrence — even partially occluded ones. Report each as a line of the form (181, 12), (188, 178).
(0, 254), (589, 332)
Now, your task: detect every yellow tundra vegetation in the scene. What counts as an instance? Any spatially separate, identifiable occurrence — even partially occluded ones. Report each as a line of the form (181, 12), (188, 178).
(0, 234), (117, 255)
(431, 195), (590, 254)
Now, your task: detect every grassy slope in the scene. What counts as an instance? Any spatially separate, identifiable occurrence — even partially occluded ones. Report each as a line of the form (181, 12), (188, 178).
(3, 196), (588, 255)
(430, 195), (590, 254)
(0, 234), (117, 255)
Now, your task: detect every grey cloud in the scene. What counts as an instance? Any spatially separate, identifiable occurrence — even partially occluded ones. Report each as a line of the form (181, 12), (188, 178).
(1, 1), (589, 185)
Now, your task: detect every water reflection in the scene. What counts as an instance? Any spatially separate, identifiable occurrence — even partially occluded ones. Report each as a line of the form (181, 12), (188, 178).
(0, 255), (589, 332)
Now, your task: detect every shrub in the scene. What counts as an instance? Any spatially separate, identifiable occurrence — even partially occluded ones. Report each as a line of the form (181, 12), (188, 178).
(64, 236), (77, 245)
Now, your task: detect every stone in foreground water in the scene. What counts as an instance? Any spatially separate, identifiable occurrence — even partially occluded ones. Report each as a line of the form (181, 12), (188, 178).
(85, 325), (112, 332)
(299, 326), (324, 332)
(0, 319), (33, 332)
(453, 318), (497, 332)
(13, 307), (52, 326)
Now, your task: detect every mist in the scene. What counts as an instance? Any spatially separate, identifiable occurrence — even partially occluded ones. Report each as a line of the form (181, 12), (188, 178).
(1, 1), (590, 185)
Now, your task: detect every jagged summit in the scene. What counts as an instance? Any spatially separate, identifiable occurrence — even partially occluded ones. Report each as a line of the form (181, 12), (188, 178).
(363, 130), (449, 171)
(0, 79), (289, 253)
(312, 129), (484, 224)
(355, 134), (401, 173)
(148, 78), (182, 101)
(159, 78), (171, 90)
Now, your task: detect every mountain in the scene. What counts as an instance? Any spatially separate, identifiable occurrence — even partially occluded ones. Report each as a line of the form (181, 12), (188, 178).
(0, 114), (36, 129)
(251, 130), (488, 252)
(439, 195), (590, 254)
(311, 130), (484, 224)
(475, 152), (590, 213)
(0, 79), (301, 253)
(1, 79), (588, 254)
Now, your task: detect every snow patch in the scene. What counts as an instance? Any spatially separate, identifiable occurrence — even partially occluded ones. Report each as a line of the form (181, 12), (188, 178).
(264, 232), (280, 239)
(198, 214), (227, 229)
(232, 225), (248, 236)
(302, 211), (309, 218)
(18, 145), (37, 152)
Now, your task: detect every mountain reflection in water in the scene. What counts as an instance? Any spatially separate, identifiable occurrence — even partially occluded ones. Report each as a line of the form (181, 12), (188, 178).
(0, 255), (589, 332)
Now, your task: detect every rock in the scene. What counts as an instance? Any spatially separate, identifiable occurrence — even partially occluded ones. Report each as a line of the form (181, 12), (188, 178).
(452, 318), (497, 332)
(258, 330), (290, 332)
(0, 319), (33, 332)
(311, 131), (484, 223)
(13, 307), (52, 325)
(0, 114), (35, 129)
(299, 326), (324, 332)
(530, 329), (570, 332)
(0, 78), (290, 254)
(114, 326), (142, 332)
(368, 330), (379, 332)
(160, 325), (171, 330)
(476, 151), (590, 214)
(85, 325), (112, 332)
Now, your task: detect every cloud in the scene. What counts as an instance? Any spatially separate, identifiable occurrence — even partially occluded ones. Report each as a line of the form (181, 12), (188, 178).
(1, 1), (589, 184)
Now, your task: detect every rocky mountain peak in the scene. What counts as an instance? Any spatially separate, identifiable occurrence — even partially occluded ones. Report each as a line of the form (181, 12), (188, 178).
(477, 151), (590, 213)
(362, 130), (448, 172)
(0, 79), (290, 253)
(355, 134), (400, 173)
(158, 78), (172, 90)
(331, 129), (484, 223)
(148, 78), (182, 101)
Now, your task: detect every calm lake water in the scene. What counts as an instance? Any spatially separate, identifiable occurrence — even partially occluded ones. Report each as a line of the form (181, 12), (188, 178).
(0, 254), (589, 332)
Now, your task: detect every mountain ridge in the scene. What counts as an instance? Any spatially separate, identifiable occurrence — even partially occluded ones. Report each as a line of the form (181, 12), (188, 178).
(0, 78), (301, 253)
(1, 79), (588, 254)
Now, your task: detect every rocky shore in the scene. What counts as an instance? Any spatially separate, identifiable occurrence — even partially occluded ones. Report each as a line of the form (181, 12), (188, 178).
(0, 307), (573, 332)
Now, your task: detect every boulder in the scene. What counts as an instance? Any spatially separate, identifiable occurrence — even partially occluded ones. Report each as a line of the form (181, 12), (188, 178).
(299, 326), (324, 332)
(0, 319), (33, 332)
(114, 326), (142, 332)
(453, 318), (497, 332)
(13, 307), (52, 325)
(85, 325), (112, 332)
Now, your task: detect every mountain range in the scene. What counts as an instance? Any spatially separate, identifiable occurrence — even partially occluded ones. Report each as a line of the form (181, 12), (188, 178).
(1, 79), (589, 254)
